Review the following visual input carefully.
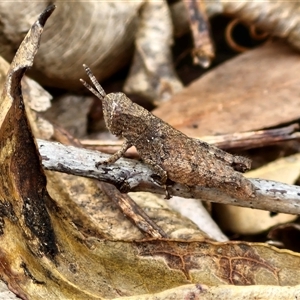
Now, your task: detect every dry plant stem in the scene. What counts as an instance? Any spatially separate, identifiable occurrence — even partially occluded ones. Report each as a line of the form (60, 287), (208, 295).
(183, 0), (214, 67)
(99, 182), (167, 238)
(38, 139), (300, 215)
(201, 123), (300, 150)
(80, 123), (300, 154)
(123, 0), (182, 100)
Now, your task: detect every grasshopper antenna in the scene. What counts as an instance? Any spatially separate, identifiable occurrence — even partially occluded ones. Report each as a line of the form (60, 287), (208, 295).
(80, 64), (106, 100)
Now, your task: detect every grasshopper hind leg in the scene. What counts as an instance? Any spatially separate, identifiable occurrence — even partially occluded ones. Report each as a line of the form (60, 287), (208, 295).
(143, 158), (170, 199)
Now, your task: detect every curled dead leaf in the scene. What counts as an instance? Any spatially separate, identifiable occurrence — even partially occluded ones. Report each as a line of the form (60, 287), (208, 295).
(0, 1), (183, 101)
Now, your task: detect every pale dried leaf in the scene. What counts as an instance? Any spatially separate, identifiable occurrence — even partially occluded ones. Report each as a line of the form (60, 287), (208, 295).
(0, 280), (19, 300)
(168, 196), (228, 241)
(246, 154), (300, 184)
(116, 283), (300, 300)
(130, 192), (208, 240)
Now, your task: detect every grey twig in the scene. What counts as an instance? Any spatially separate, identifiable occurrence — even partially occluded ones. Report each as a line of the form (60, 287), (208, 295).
(38, 139), (300, 215)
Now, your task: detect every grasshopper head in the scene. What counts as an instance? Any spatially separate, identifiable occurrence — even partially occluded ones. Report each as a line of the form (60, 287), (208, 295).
(81, 65), (147, 139)
(103, 92), (147, 138)
(102, 92), (131, 136)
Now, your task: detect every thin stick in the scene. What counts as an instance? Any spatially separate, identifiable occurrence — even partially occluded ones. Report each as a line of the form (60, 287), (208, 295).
(99, 182), (167, 238)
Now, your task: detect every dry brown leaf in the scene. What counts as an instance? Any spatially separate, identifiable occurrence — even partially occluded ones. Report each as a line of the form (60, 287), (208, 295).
(46, 169), (207, 241)
(129, 192), (207, 240)
(0, 5), (60, 297)
(153, 41), (300, 137)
